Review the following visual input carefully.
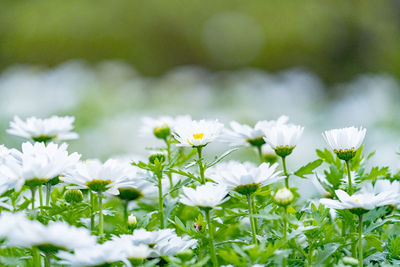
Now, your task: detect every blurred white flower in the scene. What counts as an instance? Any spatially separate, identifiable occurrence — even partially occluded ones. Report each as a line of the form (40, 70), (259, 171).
(208, 161), (283, 194)
(322, 127), (366, 160)
(180, 182), (228, 208)
(57, 242), (129, 267)
(222, 116), (288, 147)
(11, 142), (80, 190)
(173, 119), (224, 147)
(7, 115), (79, 142)
(130, 228), (197, 257)
(0, 212), (95, 250)
(140, 115), (191, 140)
(63, 159), (132, 194)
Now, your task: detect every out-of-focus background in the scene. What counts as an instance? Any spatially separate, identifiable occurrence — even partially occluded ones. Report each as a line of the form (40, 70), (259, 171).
(1, 0), (400, 173)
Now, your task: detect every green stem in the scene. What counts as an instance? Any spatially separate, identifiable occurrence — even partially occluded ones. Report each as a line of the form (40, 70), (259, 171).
(282, 156), (290, 188)
(165, 138), (174, 188)
(31, 187), (36, 210)
(124, 200), (129, 225)
(205, 209), (218, 267)
(45, 183), (51, 206)
(256, 145), (263, 163)
(31, 247), (41, 267)
(345, 160), (353, 195)
(197, 147), (206, 184)
(157, 173), (165, 229)
(39, 185), (43, 213)
(358, 214), (363, 267)
(98, 193), (104, 237)
(247, 194), (257, 244)
(283, 206), (288, 267)
(90, 190), (95, 232)
(44, 252), (51, 267)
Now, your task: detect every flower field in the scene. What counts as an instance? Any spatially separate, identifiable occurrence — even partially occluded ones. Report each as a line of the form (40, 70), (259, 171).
(0, 112), (399, 267)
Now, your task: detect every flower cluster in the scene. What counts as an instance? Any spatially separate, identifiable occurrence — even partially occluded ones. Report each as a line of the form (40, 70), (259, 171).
(0, 114), (398, 267)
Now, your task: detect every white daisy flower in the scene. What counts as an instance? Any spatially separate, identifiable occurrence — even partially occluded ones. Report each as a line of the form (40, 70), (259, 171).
(57, 242), (129, 267)
(0, 212), (96, 250)
(180, 182), (228, 208)
(207, 161), (283, 195)
(130, 228), (197, 257)
(0, 145), (23, 194)
(322, 127), (366, 161)
(368, 179), (400, 196)
(173, 119), (224, 147)
(222, 116), (288, 147)
(140, 115), (191, 140)
(105, 236), (153, 260)
(263, 124), (304, 157)
(63, 159), (132, 194)
(320, 183), (399, 212)
(7, 115), (79, 142)
(11, 142), (80, 190)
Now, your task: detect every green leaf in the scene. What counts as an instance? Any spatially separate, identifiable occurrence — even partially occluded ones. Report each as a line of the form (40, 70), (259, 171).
(205, 148), (239, 169)
(314, 243), (340, 265)
(316, 149), (335, 164)
(294, 159), (323, 178)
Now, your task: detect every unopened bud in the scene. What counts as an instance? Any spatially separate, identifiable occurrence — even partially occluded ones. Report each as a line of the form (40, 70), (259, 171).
(128, 215), (137, 226)
(274, 187), (294, 206)
(64, 189), (83, 203)
(149, 153), (166, 164)
(342, 256), (358, 266)
(153, 125), (171, 140)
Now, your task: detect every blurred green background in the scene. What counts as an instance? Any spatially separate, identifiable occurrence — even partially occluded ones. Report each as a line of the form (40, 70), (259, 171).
(1, 0), (400, 83)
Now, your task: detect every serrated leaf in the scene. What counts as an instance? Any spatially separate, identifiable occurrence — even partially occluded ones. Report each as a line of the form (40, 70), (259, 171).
(294, 159), (323, 178)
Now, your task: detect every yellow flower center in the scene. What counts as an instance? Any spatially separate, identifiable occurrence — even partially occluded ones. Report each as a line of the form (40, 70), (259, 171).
(193, 133), (204, 140)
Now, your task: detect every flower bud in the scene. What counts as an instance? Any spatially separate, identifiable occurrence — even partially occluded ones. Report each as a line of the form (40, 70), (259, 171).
(149, 153), (166, 164)
(274, 187), (294, 206)
(153, 125), (171, 139)
(342, 256), (358, 266)
(64, 189), (84, 204)
(128, 214), (137, 226)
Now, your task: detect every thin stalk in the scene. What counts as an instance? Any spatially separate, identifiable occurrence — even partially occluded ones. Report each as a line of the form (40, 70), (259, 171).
(205, 209), (218, 267)
(31, 247), (41, 267)
(90, 190), (95, 232)
(282, 206), (288, 267)
(247, 194), (257, 244)
(358, 214), (363, 267)
(345, 160), (353, 195)
(39, 185), (43, 213)
(165, 138), (173, 188)
(124, 200), (129, 225)
(45, 252), (51, 267)
(98, 192), (104, 237)
(30, 187), (36, 210)
(256, 145), (263, 163)
(281, 156), (290, 188)
(157, 173), (165, 229)
(46, 183), (51, 206)
(197, 147), (206, 184)
(252, 195), (259, 232)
